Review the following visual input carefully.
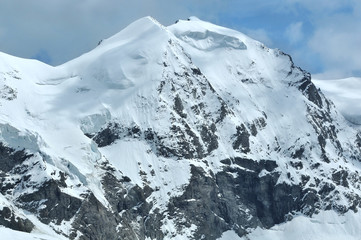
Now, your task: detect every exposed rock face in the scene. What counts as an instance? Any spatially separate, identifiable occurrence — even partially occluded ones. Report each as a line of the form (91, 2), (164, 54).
(71, 193), (121, 240)
(1, 17), (361, 240)
(18, 179), (83, 225)
(0, 143), (33, 173)
(297, 74), (323, 109)
(0, 207), (34, 233)
(166, 160), (317, 239)
(232, 124), (251, 153)
(0, 143), (35, 233)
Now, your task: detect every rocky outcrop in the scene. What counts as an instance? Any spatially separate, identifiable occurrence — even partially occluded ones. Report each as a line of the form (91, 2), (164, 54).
(18, 179), (83, 225)
(0, 207), (33, 233)
(232, 124), (251, 153)
(0, 143), (33, 173)
(166, 161), (303, 239)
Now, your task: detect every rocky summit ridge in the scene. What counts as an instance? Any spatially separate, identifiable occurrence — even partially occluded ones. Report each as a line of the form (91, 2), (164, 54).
(0, 16), (361, 239)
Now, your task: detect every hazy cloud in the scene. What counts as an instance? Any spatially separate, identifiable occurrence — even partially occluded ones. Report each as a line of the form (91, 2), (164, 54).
(307, 1), (361, 78)
(0, 0), (194, 65)
(285, 22), (303, 44)
(284, 0), (351, 14)
(32, 49), (52, 65)
(243, 28), (273, 46)
(309, 25), (361, 79)
(0, 0), (359, 78)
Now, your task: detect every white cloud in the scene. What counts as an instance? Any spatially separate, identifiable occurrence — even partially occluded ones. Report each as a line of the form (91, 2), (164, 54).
(243, 28), (273, 46)
(285, 22), (303, 44)
(307, 2), (361, 78)
(283, 0), (349, 14)
(278, 0), (361, 78)
(309, 27), (361, 78)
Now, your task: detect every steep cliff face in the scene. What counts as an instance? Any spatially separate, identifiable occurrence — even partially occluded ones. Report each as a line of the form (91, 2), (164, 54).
(0, 17), (361, 239)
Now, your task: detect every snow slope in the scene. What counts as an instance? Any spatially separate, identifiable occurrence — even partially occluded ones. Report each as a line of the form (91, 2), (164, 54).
(0, 227), (65, 240)
(0, 16), (361, 239)
(240, 210), (361, 240)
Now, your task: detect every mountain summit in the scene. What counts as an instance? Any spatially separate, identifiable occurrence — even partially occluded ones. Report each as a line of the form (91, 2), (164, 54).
(1, 17), (361, 240)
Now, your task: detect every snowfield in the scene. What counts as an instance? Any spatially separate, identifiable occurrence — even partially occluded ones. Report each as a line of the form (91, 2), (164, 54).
(240, 210), (361, 240)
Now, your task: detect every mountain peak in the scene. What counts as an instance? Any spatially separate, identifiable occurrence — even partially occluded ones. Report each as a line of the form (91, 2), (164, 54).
(1, 16), (361, 240)
(97, 16), (167, 48)
(187, 16), (201, 21)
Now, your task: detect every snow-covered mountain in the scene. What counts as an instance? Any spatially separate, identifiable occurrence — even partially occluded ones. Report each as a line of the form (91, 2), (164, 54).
(1, 16), (361, 240)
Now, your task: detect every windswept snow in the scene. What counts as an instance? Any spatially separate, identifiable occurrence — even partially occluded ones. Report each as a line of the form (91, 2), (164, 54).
(0, 227), (65, 240)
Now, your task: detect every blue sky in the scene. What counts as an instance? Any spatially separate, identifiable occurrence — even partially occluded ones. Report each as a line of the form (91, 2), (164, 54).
(0, 0), (360, 79)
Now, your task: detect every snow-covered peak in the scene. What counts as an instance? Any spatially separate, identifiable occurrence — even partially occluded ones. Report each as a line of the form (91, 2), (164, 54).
(55, 16), (173, 91)
(1, 16), (361, 240)
(98, 16), (166, 47)
(169, 17), (300, 89)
